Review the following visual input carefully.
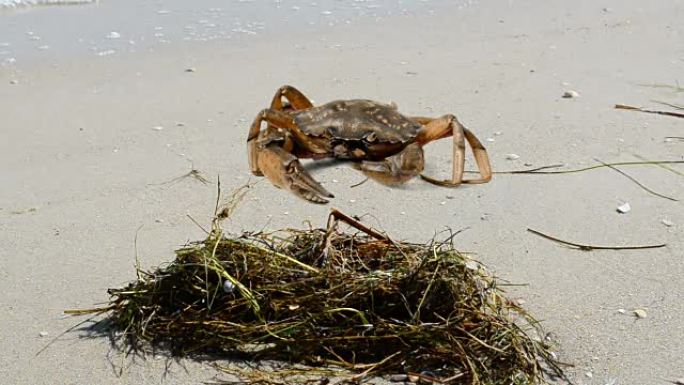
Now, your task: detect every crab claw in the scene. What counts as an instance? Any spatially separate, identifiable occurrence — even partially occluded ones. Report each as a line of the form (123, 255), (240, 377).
(258, 146), (334, 204)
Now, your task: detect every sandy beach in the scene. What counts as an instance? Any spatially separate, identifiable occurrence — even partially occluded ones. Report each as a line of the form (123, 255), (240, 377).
(1, 0), (682, 384)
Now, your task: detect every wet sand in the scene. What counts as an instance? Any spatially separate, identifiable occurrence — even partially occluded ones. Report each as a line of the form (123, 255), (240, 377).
(1, 0), (682, 384)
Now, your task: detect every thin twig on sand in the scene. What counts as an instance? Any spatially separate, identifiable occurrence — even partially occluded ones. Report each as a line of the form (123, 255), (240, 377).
(491, 160), (684, 175)
(593, 158), (678, 201)
(527, 228), (666, 251)
(633, 155), (684, 178)
(615, 104), (684, 119)
(652, 100), (684, 110)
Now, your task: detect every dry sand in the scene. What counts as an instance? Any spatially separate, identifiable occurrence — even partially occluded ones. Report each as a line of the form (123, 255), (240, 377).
(1, 0), (682, 384)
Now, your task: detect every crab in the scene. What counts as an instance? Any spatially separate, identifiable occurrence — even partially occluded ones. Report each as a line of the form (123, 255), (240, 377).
(247, 85), (492, 203)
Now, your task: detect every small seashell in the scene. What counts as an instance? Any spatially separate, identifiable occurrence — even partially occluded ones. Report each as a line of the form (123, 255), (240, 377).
(661, 219), (674, 227)
(222, 280), (235, 294)
(506, 154), (520, 160)
(617, 308), (626, 314)
(616, 202), (631, 214)
(39, 331), (48, 337)
(9, 79), (18, 85)
(562, 90), (580, 98)
(152, 125), (164, 131)
(633, 309), (647, 319)
(585, 372), (593, 378)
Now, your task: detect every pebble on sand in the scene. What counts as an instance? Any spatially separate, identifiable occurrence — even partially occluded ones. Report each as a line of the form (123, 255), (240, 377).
(562, 90), (580, 98)
(506, 154), (520, 160)
(661, 219), (674, 227)
(39, 331), (49, 337)
(616, 202), (631, 214)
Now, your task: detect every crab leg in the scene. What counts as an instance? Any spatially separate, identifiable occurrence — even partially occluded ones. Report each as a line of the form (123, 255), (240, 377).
(247, 108), (333, 203)
(415, 115), (492, 186)
(355, 143), (425, 186)
(270, 85), (314, 111)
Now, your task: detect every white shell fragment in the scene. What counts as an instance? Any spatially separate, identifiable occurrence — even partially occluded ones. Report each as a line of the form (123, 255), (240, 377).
(661, 219), (674, 227)
(222, 280), (235, 294)
(633, 309), (647, 319)
(506, 154), (520, 160)
(39, 331), (49, 337)
(616, 202), (631, 214)
(106, 31), (121, 39)
(152, 125), (164, 131)
(562, 90), (580, 98)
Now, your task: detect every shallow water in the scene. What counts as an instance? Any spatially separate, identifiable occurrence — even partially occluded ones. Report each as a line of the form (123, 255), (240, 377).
(0, 0), (478, 65)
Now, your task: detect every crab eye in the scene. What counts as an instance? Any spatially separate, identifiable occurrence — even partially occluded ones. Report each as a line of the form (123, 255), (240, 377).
(365, 132), (377, 142)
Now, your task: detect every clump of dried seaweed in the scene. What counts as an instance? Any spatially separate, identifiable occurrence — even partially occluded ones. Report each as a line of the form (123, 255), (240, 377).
(76, 212), (566, 384)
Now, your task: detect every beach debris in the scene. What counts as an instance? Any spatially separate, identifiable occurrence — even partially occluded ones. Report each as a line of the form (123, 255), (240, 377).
(506, 154), (520, 160)
(653, 100), (684, 110)
(486, 137), (495, 142)
(150, 168), (211, 186)
(39, 331), (49, 337)
(68, 209), (566, 384)
(633, 309), (647, 319)
(617, 308), (626, 314)
(615, 104), (684, 119)
(106, 31), (121, 39)
(594, 158), (678, 201)
(661, 219), (674, 227)
(616, 202), (631, 214)
(96, 49), (116, 56)
(184, 67), (196, 73)
(9, 79), (18, 84)
(527, 228), (666, 251)
(562, 90), (580, 98)
(666, 378), (684, 385)
(11, 207), (38, 215)
(152, 125), (164, 131)
(585, 372), (593, 378)
(175, 121), (186, 127)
